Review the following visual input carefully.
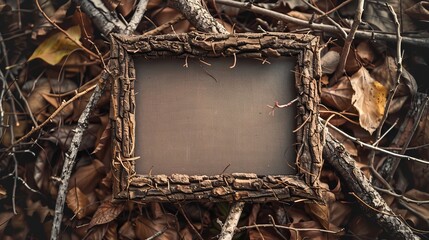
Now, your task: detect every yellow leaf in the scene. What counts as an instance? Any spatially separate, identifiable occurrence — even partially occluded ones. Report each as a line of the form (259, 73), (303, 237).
(28, 25), (81, 65)
(350, 67), (387, 134)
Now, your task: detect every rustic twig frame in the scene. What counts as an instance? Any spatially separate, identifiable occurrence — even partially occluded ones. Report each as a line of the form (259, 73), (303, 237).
(110, 32), (323, 203)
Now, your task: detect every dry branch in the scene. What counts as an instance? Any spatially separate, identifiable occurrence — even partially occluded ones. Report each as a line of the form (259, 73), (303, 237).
(214, 0), (429, 48)
(170, 0), (229, 34)
(218, 202), (245, 240)
(332, 0), (364, 82)
(125, 0), (149, 34)
(50, 78), (108, 240)
(72, 0), (127, 36)
(323, 130), (419, 239)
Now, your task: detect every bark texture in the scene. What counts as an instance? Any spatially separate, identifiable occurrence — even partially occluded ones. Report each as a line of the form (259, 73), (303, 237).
(73, 0), (127, 36)
(323, 131), (419, 240)
(170, 0), (229, 34)
(110, 32), (323, 202)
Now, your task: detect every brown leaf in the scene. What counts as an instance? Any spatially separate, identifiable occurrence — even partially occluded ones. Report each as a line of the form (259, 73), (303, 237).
(22, 78), (51, 119)
(247, 204), (285, 240)
(29, 25), (82, 65)
(350, 67), (387, 134)
(118, 221), (136, 239)
(89, 200), (125, 228)
(406, 1), (429, 21)
(66, 187), (90, 219)
(102, 0), (121, 11)
(305, 202), (330, 230)
(347, 215), (381, 238)
(321, 50), (340, 74)
(329, 201), (353, 228)
(118, 0), (137, 17)
(321, 76), (354, 111)
(356, 41), (376, 66)
(289, 220), (327, 240)
(0, 212), (14, 236)
(151, 8), (191, 34)
(32, 1), (71, 39)
(69, 159), (106, 194)
(371, 56), (417, 114)
(134, 214), (179, 240)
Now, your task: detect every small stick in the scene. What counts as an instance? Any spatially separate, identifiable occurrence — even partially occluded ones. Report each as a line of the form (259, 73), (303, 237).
(4, 83), (97, 150)
(320, 118), (429, 165)
(218, 202), (245, 240)
(34, 0), (98, 59)
(143, 15), (186, 36)
(331, 0), (364, 82)
(214, 0), (429, 47)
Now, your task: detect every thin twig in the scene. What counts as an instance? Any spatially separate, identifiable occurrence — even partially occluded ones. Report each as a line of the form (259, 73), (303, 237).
(6, 83), (97, 150)
(374, 187), (429, 205)
(301, 0), (347, 38)
(315, 0), (353, 20)
(143, 15), (186, 36)
(218, 202), (245, 240)
(236, 222), (342, 234)
(267, 98), (298, 116)
(214, 0), (429, 47)
(35, 0), (98, 59)
(50, 77), (107, 240)
(320, 118), (429, 165)
(177, 204), (204, 240)
(331, 0), (364, 82)
(145, 226), (168, 240)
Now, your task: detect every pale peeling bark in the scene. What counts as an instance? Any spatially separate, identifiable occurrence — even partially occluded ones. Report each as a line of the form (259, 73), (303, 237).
(73, 0), (127, 35)
(170, 0), (229, 34)
(218, 202), (246, 240)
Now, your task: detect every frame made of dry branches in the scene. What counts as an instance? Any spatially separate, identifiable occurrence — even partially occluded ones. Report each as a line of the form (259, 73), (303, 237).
(109, 32), (323, 203)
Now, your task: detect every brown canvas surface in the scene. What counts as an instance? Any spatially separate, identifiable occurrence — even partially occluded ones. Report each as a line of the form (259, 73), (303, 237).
(134, 57), (296, 175)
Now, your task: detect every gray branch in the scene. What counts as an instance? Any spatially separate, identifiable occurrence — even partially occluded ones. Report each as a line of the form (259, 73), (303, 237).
(73, 0), (127, 36)
(170, 0), (229, 34)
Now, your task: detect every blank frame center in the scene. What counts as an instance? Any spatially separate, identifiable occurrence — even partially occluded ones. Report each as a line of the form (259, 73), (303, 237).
(135, 57), (297, 175)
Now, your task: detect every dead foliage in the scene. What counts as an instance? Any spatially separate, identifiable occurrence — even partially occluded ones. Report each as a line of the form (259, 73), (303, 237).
(0, 0), (429, 239)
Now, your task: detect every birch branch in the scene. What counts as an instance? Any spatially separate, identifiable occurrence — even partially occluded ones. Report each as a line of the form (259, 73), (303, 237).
(218, 202), (245, 240)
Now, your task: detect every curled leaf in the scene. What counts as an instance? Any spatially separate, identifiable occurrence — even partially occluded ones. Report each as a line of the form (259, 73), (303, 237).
(29, 25), (82, 65)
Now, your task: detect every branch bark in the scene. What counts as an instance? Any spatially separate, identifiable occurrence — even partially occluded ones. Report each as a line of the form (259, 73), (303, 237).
(323, 130), (419, 239)
(218, 202), (245, 240)
(170, 0), (229, 34)
(50, 77), (108, 240)
(73, 0), (127, 36)
(332, 0), (364, 82)
(125, 0), (149, 34)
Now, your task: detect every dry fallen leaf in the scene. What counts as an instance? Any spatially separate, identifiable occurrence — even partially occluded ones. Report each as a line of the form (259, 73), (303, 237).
(29, 25), (82, 65)
(371, 56), (417, 114)
(89, 200), (125, 228)
(66, 187), (90, 219)
(134, 214), (179, 240)
(350, 67), (387, 134)
(321, 76), (354, 111)
(321, 50), (340, 74)
(151, 8), (192, 34)
(356, 41), (376, 66)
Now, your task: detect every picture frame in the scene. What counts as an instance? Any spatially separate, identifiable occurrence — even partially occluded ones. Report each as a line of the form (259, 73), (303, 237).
(109, 32), (323, 203)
